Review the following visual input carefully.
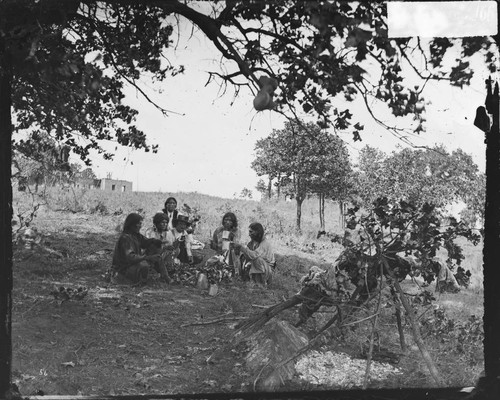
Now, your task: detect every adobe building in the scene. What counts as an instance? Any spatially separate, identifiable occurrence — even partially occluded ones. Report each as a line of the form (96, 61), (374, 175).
(99, 178), (133, 192)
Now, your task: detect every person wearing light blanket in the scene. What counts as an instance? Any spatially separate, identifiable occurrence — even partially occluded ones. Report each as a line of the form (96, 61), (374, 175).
(210, 212), (241, 273)
(144, 212), (175, 283)
(233, 222), (275, 286)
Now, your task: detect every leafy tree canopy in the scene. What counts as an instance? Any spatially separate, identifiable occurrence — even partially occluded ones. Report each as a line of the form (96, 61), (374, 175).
(77, 167), (98, 180)
(352, 144), (485, 214)
(337, 198), (481, 286)
(252, 120), (351, 229)
(2, 0), (497, 165)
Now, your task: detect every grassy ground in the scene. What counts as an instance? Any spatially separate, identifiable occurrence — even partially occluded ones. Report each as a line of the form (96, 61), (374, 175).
(11, 188), (485, 395)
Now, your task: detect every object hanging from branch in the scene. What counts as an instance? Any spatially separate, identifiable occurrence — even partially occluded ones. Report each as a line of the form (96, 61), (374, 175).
(253, 75), (279, 111)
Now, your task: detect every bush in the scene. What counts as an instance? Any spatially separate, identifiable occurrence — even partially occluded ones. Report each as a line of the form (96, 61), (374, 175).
(420, 308), (483, 359)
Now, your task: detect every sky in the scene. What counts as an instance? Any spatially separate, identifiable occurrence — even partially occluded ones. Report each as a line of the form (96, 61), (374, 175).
(85, 1), (498, 199)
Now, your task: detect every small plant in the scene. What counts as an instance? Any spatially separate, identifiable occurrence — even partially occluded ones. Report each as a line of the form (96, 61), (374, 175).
(181, 203), (201, 223)
(420, 309), (484, 362)
(91, 201), (109, 215)
(456, 315), (483, 354)
(454, 266), (472, 288)
(412, 290), (436, 307)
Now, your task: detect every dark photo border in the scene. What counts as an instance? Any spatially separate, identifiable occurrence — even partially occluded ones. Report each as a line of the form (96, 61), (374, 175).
(1, 1), (499, 399)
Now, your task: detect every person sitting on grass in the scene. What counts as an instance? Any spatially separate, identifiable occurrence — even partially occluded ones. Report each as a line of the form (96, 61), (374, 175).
(210, 212), (241, 273)
(233, 222), (275, 286)
(144, 212), (174, 283)
(165, 214), (203, 266)
(112, 213), (162, 284)
(162, 196), (179, 231)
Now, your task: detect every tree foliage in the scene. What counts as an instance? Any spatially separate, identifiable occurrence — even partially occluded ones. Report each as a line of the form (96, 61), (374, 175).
(352, 145), (485, 224)
(77, 167), (98, 181)
(254, 178), (269, 200)
(335, 198), (481, 289)
(2, 0), (497, 166)
(252, 120), (351, 230)
(193, 1), (496, 139)
(6, 0), (181, 164)
(12, 131), (77, 191)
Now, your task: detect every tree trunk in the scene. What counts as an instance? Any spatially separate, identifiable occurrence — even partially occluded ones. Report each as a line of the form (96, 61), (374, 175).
(339, 200), (345, 229)
(296, 196), (303, 232)
(390, 286), (406, 352)
(482, 76), (500, 384)
(276, 173), (281, 199)
(382, 258), (444, 386)
(363, 280), (383, 389)
(319, 193), (325, 231)
(267, 177), (272, 199)
(0, 42), (13, 397)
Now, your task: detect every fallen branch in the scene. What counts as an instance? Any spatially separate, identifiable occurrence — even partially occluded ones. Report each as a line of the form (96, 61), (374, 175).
(206, 296), (302, 364)
(234, 295), (302, 339)
(251, 304), (274, 309)
(181, 316), (248, 327)
(266, 287), (384, 376)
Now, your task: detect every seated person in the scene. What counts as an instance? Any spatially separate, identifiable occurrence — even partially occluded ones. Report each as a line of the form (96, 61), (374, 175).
(144, 212), (173, 283)
(165, 214), (199, 265)
(233, 222), (275, 286)
(210, 212), (241, 272)
(161, 196), (199, 247)
(112, 213), (161, 284)
(162, 197), (179, 231)
(433, 258), (461, 293)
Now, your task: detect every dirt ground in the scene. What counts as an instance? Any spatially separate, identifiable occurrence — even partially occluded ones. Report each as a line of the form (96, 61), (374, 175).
(11, 211), (484, 395)
(11, 213), (307, 395)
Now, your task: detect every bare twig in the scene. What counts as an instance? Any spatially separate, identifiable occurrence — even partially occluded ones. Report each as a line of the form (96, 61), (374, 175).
(180, 315), (247, 328)
(251, 304), (274, 309)
(73, 13), (184, 117)
(340, 312), (379, 328)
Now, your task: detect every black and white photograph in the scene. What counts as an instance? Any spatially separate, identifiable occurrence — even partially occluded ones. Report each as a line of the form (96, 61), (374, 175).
(1, 1), (499, 398)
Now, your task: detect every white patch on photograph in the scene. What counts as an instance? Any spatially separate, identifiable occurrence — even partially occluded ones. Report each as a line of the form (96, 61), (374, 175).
(388, 1), (497, 38)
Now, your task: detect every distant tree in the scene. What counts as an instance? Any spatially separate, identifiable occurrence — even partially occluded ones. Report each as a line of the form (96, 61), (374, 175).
(252, 134), (287, 200)
(252, 120), (351, 231)
(354, 145), (483, 214)
(240, 188), (253, 199)
(13, 131), (75, 192)
(307, 136), (352, 231)
(459, 173), (486, 228)
(352, 146), (387, 205)
(255, 179), (269, 201)
(79, 167), (97, 180)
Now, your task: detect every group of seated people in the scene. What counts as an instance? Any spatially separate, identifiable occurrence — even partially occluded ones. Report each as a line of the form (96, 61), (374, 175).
(111, 197), (275, 287)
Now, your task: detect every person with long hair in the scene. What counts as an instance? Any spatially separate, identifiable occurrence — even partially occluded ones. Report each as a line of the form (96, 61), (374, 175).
(165, 214), (195, 265)
(210, 212), (241, 274)
(144, 212), (174, 283)
(162, 197), (178, 230)
(233, 222), (275, 285)
(112, 213), (161, 284)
